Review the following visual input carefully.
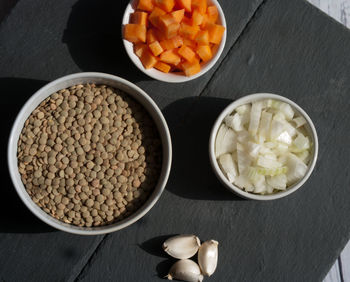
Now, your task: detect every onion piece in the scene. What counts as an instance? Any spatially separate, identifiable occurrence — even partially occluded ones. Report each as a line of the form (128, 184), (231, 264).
(258, 111), (272, 138)
(237, 143), (251, 174)
(293, 116), (306, 128)
(267, 174), (287, 190)
(270, 119), (285, 140)
(215, 124), (236, 157)
(218, 154), (237, 183)
(286, 153), (308, 185)
(257, 155), (281, 169)
(248, 101), (263, 135)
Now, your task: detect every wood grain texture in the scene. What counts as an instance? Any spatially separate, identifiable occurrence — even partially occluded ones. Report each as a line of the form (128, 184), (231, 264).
(307, 0), (350, 28)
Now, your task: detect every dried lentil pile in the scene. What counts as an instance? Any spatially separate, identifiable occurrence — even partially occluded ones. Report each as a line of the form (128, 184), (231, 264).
(17, 84), (162, 227)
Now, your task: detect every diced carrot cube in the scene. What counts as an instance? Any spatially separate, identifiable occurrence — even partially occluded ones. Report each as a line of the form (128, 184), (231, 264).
(157, 14), (181, 39)
(206, 23), (225, 44)
(147, 29), (158, 44)
(171, 9), (185, 23)
(211, 43), (219, 55)
(196, 45), (212, 62)
(191, 9), (204, 25)
(195, 30), (209, 45)
(149, 7), (166, 27)
(207, 5), (218, 23)
(181, 16), (192, 25)
(130, 11), (148, 26)
(124, 24), (147, 43)
(179, 23), (199, 40)
(176, 0), (191, 12)
(155, 0), (175, 12)
(137, 0), (154, 12)
(158, 14), (178, 29)
(149, 40), (164, 56)
(160, 35), (183, 50)
(160, 49), (181, 65)
(191, 0), (206, 14)
(140, 50), (158, 69)
(178, 45), (196, 62)
(183, 38), (197, 49)
(181, 60), (201, 76)
(154, 61), (171, 73)
(134, 43), (148, 57)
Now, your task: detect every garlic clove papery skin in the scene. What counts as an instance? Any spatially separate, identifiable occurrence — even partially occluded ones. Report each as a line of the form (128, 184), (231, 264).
(167, 259), (204, 282)
(163, 234), (201, 259)
(198, 240), (219, 277)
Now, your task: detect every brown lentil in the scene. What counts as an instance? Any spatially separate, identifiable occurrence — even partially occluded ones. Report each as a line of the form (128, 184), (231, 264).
(17, 84), (162, 227)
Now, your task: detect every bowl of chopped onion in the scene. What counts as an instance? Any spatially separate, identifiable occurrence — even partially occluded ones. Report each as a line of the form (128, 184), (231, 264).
(209, 93), (318, 200)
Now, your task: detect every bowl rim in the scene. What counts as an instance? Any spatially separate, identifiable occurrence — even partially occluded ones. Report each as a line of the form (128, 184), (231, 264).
(209, 93), (319, 200)
(8, 72), (172, 234)
(121, 0), (227, 83)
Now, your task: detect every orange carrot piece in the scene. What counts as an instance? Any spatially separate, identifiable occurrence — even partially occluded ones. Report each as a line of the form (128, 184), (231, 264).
(160, 35), (183, 50)
(140, 50), (158, 69)
(134, 43), (148, 57)
(183, 38), (197, 49)
(130, 11), (148, 26)
(191, 9), (204, 25)
(160, 49), (181, 65)
(191, 0), (206, 14)
(137, 0), (154, 12)
(171, 9), (185, 23)
(155, 0), (175, 12)
(149, 7), (166, 27)
(179, 22), (199, 40)
(178, 45), (196, 62)
(176, 0), (191, 12)
(149, 40), (164, 56)
(206, 23), (225, 44)
(181, 60), (201, 76)
(147, 28), (158, 44)
(211, 43), (219, 55)
(207, 5), (218, 23)
(196, 45), (212, 62)
(181, 16), (192, 25)
(154, 61), (171, 73)
(124, 24), (146, 43)
(195, 30), (209, 45)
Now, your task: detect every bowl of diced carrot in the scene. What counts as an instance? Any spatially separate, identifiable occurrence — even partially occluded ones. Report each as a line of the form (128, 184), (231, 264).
(122, 0), (226, 83)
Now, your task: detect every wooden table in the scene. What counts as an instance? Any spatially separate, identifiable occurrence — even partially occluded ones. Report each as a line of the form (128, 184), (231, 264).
(0, 0), (350, 281)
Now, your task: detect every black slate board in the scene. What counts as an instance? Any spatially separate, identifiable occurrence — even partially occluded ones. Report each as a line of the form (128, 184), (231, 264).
(0, 0), (349, 281)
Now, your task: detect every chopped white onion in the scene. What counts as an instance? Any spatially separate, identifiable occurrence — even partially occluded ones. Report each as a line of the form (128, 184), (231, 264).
(216, 99), (311, 195)
(218, 154), (237, 183)
(248, 101), (263, 135)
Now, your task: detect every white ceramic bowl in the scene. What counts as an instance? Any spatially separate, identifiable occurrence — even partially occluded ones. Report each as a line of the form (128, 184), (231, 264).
(209, 93), (318, 200)
(122, 0), (227, 83)
(8, 72), (172, 234)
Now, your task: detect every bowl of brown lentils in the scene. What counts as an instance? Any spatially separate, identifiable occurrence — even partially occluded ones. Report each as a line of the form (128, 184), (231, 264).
(8, 72), (172, 235)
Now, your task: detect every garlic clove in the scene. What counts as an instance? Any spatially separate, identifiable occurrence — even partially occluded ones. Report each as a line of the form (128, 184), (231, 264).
(163, 234), (201, 259)
(198, 239), (219, 277)
(167, 259), (204, 282)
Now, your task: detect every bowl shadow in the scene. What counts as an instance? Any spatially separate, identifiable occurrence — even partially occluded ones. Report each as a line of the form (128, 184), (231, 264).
(0, 77), (55, 233)
(162, 97), (244, 201)
(62, 0), (149, 82)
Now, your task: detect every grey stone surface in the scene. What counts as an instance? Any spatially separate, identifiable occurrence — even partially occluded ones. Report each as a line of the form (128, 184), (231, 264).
(0, 0), (349, 281)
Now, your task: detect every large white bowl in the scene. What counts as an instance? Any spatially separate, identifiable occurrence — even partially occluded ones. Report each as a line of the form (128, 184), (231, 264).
(122, 0), (227, 83)
(8, 72), (172, 235)
(209, 93), (318, 200)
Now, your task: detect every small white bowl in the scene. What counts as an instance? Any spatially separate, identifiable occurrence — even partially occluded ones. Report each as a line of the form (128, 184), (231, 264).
(8, 72), (172, 235)
(122, 0), (227, 83)
(209, 93), (318, 200)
